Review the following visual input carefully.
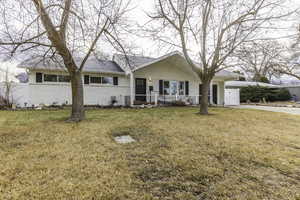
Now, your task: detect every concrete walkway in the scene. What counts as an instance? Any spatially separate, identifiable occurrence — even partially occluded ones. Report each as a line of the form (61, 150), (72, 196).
(230, 105), (300, 116)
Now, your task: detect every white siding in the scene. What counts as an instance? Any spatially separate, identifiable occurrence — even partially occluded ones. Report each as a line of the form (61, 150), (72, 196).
(7, 63), (227, 107)
(0, 83), (29, 107)
(20, 71), (130, 107)
(225, 89), (240, 106)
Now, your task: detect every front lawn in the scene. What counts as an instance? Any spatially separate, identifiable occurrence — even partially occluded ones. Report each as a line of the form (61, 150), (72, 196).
(0, 107), (299, 200)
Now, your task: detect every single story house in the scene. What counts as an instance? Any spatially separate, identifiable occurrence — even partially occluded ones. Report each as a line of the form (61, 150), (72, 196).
(14, 51), (238, 107)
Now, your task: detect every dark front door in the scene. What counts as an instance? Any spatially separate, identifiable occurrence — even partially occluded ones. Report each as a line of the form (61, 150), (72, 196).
(135, 78), (147, 102)
(213, 84), (218, 104)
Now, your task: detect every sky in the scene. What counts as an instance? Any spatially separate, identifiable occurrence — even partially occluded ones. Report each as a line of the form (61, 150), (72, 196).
(1, 0), (300, 83)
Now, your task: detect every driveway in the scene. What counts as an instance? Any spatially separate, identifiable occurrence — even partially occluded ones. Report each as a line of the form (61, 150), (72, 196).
(231, 105), (300, 115)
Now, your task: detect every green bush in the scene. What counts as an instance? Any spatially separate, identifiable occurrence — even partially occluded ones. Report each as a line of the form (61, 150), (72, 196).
(240, 86), (291, 103)
(276, 88), (292, 101)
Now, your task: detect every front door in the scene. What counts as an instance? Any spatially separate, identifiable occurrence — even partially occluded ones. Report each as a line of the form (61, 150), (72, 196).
(135, 78), (147, 102)
(213, 84), (218, 104)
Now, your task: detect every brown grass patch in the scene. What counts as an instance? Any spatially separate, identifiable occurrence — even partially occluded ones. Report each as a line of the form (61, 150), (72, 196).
(0, 107), (299, 199)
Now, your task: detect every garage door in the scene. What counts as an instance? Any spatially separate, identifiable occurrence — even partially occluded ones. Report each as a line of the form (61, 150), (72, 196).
(225, 89), (240, 106)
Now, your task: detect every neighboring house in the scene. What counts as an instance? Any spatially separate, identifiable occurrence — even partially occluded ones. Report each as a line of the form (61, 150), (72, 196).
(15, 51), (237, 107)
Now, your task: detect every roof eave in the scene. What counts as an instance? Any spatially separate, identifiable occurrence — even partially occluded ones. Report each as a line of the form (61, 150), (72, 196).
(21, 66), (126, 75)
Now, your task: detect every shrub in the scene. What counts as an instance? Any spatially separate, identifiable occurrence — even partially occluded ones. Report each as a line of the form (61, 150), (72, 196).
(240, 86), (291, 103)
(171, 100), (186, 107)
(275, 88), (292, 101)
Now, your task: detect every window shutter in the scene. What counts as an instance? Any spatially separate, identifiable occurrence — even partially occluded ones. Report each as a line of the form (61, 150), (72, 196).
(113, 77), (118, 86)
(159, 80), (163, 95)
(84, 75), (90, 84)
(185, 81), (189, 95)
(36, 72), (43, 83)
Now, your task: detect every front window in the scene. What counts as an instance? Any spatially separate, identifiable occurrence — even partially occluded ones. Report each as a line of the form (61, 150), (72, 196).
(102, 77), (113, 85)
(44, 74), (57, 82)
(58, 75), (70, 82)
(170, 81), (178, 95)
(90, 76), (102, 84)
(162, 80), (186, 95)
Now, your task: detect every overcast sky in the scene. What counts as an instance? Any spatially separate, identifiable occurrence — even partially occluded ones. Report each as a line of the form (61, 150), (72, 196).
(1, 0), (300, 82)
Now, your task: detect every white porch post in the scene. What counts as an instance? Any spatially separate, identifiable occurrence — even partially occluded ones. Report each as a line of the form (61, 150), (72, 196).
(130, 72), (134, 106)
(210, 82), (213, 104)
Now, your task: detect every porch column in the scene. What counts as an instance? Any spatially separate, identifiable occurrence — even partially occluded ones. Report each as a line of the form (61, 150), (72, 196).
(210, 82), (213, 105)
(130, 72), (135, 106)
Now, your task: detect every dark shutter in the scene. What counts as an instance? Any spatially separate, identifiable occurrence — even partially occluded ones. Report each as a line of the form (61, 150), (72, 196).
(84, 75), (90, 84)
(36, 72), (43, 83)
(185, 81), (189, 95)
(113, 77), (118, 86)
(159, 80), (163, 95)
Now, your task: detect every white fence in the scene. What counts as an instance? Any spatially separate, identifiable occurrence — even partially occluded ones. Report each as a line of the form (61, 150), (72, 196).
(225, 89), (240, 106)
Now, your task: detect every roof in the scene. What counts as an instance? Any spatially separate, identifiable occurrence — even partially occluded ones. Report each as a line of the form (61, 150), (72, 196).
(281, 84), (300, 88)
(114, 51), (238, 79)
(113, 54), (156, 71)
(225, 81), (282, 88)
(18, 52), (238, 80)
(18, 56), (125, 74)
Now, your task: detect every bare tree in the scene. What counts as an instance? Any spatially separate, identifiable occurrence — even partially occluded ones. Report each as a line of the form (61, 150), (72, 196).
(0, 0), (131, 121)
(149, 0), (292, 114)
(0, 67), (14, 108)
(235, 40), (284, 82)
(274, 54), (300, 80)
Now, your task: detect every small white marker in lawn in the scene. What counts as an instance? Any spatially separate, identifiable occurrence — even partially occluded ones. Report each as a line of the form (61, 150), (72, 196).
(114, 135), (136, 144)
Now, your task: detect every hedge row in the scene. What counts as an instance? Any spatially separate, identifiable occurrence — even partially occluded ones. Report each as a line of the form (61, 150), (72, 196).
(240, 86), (291, 103)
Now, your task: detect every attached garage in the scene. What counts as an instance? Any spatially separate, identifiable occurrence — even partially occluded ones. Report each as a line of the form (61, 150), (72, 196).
(225, 89), (240, 106)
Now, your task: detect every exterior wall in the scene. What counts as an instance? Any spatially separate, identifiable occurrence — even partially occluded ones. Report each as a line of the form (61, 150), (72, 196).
(11, 63), (228, 107)
(0, 83), (29, 107)
(215, 81), (225, 105)
(225, 89), (240, 106)
(26, 70), (130, 107)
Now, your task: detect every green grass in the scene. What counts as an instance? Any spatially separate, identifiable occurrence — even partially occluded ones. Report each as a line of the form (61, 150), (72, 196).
(0, 107), (300, 200)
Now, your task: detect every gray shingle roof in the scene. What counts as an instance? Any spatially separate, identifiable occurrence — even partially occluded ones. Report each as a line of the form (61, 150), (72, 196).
(113, 54), (157, 71)
(18, 56), (125, 74)
(114, 52), (238, 79)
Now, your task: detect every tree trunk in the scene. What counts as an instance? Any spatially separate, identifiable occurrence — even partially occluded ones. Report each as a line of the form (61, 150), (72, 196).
(200, 79), (211, 115)
(69, 71), (85, 122)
